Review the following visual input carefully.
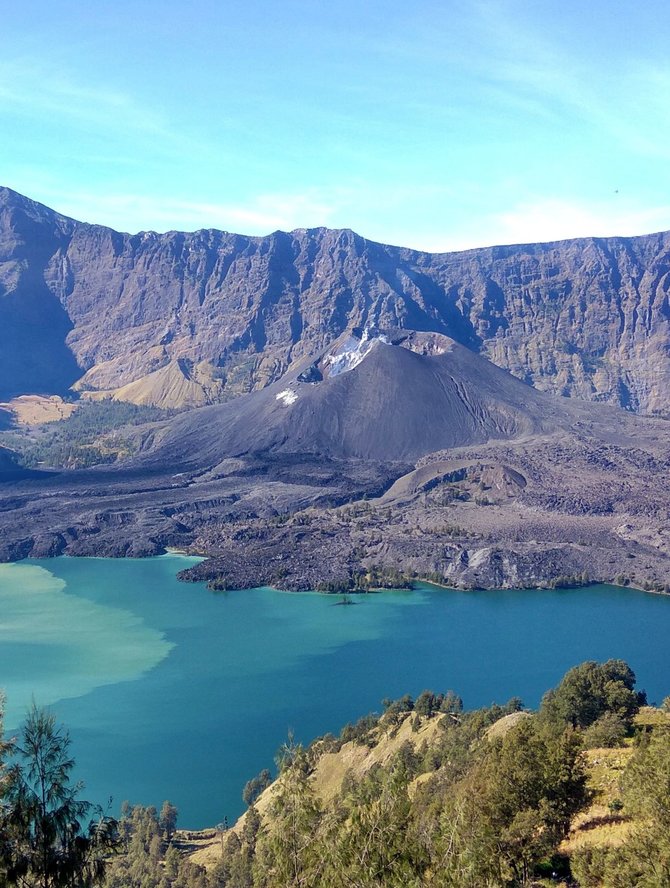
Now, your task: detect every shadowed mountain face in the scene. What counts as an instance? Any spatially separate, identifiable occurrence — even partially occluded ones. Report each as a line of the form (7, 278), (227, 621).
(0, 191), (81, 396)
(2, 186), (670, 413)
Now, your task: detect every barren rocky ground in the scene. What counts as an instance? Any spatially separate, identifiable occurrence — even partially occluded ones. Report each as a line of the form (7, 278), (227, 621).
(180, 425), (670, 593)
(2, 396), (669, 593)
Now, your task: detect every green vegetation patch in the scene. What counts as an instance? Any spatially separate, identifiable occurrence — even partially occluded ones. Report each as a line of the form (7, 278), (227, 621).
(1, 658), (668, 888)
(0, 399), (174, 469)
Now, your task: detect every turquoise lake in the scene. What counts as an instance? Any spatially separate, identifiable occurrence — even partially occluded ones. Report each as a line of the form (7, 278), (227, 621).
(1, 554), (669, 828)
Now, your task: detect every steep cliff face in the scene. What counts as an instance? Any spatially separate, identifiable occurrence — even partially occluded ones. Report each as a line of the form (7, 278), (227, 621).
(2, 186), (670, 413)
(0, 190), (80, 396)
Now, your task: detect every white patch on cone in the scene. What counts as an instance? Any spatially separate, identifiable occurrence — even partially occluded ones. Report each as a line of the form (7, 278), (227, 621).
(326, 329), (389, 377)
(276, 389), (298, 406)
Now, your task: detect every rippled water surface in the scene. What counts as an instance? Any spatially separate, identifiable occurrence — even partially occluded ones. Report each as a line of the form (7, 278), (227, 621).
(1, 555), (669, 827)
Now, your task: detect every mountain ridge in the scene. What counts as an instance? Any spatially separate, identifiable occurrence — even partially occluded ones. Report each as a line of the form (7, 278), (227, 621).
(2, 186), (670, 413)
(5, 184), (670, 252)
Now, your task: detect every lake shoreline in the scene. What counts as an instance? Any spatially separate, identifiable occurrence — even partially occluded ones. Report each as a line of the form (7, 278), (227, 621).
(2, 556), (670, 828)
(4, 548), (668, 598)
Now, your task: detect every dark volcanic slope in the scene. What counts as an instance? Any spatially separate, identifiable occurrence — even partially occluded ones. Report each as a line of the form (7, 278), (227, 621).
(2, 187), (670, 413)
(145, 336), (549, 467)
(0, 332), (571, 560)
(1, 327), (670, 595)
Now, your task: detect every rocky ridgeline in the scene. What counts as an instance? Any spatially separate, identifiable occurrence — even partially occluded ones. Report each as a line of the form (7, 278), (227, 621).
(2, 186), (670, 413)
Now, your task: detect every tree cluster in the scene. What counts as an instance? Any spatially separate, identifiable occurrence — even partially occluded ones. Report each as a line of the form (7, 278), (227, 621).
(0, 659), (667, 888)
(570, 726), (670, 886)
(0, 704), (118, 888)
(215, 701), (587, 887)
(4, 401), (172, 470)
(540, 659), (645, 740)
(104, 802), (206, 888)
(211, 660), (665, 887)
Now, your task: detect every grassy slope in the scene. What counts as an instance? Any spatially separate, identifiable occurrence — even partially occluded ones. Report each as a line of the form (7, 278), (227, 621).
(185, 706), (670, 882)
(561, 707), (670, 857)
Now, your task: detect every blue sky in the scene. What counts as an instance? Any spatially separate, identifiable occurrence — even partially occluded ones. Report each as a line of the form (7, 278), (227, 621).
(3, 0), (670, 251)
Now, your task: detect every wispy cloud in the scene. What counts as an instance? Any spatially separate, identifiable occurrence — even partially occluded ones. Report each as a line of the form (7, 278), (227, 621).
(495, 199), (670, 245)
(4, 3), (668, 251)
(433, 0), (670, 162)
(39, 185), (670, 254)
(425, 198), (670, 253)
(33, 187), (347, 235)
(0, 59), (211, 161)
(0, 61), (162, 134)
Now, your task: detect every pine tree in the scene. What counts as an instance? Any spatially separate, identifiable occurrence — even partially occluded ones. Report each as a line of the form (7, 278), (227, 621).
(1, 704), (117, 888)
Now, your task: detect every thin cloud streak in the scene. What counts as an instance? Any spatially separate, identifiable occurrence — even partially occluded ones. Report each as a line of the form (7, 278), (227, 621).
(4, 2), (669, 251)
(452, 1), (670, 162)
(28, 186), (670, 256)
(0, 60), (214, 162)
(37, 188), (346, 235)
(420, 199), (670, 254)
(0, 64), (163, 134)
